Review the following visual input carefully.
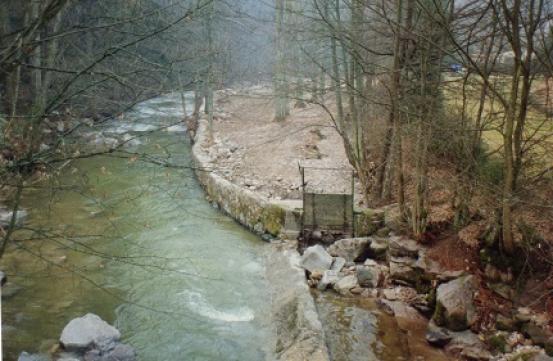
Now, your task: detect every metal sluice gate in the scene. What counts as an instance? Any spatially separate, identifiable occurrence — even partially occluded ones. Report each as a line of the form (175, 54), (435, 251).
(299, 165), (355, 245)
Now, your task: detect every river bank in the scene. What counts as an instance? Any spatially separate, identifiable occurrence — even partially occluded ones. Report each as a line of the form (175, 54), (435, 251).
(190, 85), (553, 361)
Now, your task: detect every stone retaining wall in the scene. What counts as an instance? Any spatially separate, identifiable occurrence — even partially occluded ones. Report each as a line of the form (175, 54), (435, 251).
(191, 120), (295, 237)
(191, 118), (392, 240)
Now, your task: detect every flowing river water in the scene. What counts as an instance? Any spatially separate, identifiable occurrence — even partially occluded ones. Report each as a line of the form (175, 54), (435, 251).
(2, 94), (414, 361)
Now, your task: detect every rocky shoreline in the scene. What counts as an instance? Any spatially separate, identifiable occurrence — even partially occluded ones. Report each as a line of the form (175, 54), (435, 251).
(297, 236), (553, 361)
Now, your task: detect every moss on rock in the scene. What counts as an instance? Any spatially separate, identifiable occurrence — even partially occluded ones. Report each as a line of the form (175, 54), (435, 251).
(487, 332), (508, 353)
(433, 301), (445, 327)
(261, 204), (286, 236)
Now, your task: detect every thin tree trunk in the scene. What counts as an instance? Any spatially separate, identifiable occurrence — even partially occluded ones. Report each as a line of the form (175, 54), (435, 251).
(205, 0), (215, 137)
(274, 0), (289, 121)
(193, 73), (203, 117)
(327, 0), (344, 131)
(378, 126), (394, 200)
(501, 0), (522, 255)
(391, 0), (405, 216)
(178, 73), (188, 117)
(30, 1), (43, 110)
(41, 8), (64, 104)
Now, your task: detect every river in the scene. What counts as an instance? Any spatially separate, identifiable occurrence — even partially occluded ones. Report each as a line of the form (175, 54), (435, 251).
(2, 94), (415, 361)
(2, 94), (272, 361)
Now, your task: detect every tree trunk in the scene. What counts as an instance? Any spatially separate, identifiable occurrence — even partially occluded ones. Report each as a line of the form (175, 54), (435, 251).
(391, 0), (405, 217)
(41, 7), (64, 105)
(274, 0), (289, 121)
(205, 0), (215, 137)
(328, 0), (344, 130)
(30, 1), (43, 110)
(501, 0), (522, 255)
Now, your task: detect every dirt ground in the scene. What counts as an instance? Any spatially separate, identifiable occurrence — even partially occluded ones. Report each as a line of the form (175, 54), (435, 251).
(201, 84), (358, 202)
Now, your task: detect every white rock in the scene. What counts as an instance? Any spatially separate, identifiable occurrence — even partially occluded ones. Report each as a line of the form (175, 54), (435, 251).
(60, 313), (120, 351)
(300, 245), (333, 273)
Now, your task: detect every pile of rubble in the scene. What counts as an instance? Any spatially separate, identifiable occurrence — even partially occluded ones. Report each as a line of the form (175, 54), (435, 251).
(299, 236), (553, 361)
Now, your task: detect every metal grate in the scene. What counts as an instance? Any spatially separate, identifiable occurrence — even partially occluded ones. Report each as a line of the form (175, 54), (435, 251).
(299, 166), (355, 238)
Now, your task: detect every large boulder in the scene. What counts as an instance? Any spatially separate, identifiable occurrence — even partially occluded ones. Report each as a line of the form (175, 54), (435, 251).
(300, 245), (333, 273)
(60, 314), (121, 352)
(267, 249), (329, 361)
(433, 276), (478, 331)
(327, 238), (371, 262)
(415, 250), (464, 282)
